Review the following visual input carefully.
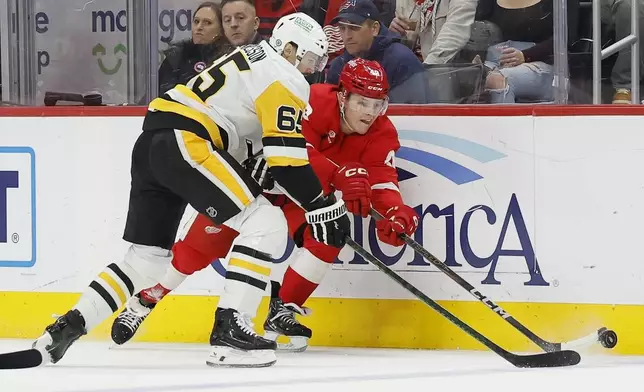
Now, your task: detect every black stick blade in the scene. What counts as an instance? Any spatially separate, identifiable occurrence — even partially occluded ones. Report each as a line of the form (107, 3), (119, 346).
(0, 349), (44, 369)
(509, 350), (581, 368)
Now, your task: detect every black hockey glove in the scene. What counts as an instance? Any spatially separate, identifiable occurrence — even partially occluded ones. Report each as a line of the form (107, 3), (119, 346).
(304, 193), (351, 248)
(243, 154), (275, 191)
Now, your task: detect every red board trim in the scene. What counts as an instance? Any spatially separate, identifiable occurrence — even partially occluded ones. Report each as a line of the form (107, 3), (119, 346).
(0, 106), (147, 117)
(2, 104), (644, 117)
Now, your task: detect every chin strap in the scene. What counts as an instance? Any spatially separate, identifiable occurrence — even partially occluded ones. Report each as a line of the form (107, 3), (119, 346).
(338, 91), (358, 134)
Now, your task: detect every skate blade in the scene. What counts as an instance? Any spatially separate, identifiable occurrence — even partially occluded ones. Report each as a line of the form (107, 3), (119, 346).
(206, 346), (276, 368)
(264, 332), (309, 353)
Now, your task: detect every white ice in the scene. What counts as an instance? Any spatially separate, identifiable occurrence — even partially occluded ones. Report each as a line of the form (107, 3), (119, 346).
(0, 339), (643, 392)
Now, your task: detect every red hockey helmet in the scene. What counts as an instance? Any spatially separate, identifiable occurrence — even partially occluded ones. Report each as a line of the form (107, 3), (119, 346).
(339, 58), (389, 99)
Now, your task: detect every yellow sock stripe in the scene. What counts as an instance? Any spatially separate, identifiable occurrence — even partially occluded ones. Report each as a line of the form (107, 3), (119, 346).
(149, 98), (224, 149)
(179, 131), (251, 206)
(228, 257), (271, 277)
(98, 272), (126, 306)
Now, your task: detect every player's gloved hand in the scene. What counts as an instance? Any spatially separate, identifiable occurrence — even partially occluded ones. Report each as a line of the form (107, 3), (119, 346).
(304, 193), (351, 248)
(376, 205), (419, 247)
(243, 155), (275, 191)
(332, 163), (371, 218)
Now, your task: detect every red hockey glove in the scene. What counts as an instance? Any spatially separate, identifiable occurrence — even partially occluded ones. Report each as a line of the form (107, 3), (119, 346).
(332, 163), (372, 217)
(376, 205), (419, 247)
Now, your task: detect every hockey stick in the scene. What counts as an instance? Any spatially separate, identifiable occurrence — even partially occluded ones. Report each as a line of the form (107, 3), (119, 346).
(318, 155), (614, 352)
(344, 236), (580, 368)
(369, 208), (616, 352)
(0, 238), (581, 371)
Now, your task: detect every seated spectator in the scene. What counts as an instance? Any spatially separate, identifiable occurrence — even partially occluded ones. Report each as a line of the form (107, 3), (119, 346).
(255, 0), (302, 37)
(158, 2), (233, 95)
(373, 0), (397, 26)
(222, 0), (263, 45)
(251, 0), (392, 79)
(290, 0), (397, 67)
(326, 0), (429, 103)
(389, 0), (477, 64)
(601, 0), (644, 103)
(477, 0), (578, 104)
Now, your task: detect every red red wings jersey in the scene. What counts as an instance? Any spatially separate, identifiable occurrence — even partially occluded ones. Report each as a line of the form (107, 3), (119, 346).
(303, 83), (403, 212)
(255, 0), (303, 38)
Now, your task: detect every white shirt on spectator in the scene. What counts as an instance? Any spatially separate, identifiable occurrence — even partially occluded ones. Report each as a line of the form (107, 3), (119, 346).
(396, 0), (477, 64)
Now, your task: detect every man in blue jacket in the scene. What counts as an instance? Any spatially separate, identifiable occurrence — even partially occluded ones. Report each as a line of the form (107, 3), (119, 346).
(326, 0), (429, 104)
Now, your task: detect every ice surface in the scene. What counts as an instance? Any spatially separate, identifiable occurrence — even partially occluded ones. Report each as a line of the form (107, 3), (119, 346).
(0, 339), (643, 392)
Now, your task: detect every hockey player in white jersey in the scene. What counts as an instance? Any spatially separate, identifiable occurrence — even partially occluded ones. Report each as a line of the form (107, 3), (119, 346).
(29, 13), (349, 368)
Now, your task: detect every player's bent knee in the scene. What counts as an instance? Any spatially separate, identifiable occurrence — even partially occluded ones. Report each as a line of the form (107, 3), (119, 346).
(234, 197), (288, 257)
(303, 228), (341, 263)
(171, 239), (215, 275)
(289, 248), (333, 285)
(122, 244), (173, 291)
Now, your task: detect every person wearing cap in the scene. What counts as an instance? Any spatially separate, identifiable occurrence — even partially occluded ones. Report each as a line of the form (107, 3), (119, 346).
(325, 0), (430, 104)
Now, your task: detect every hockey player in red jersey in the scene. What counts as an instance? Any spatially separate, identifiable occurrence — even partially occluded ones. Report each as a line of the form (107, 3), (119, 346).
(111, 58), (420, 352)
(262, 58), (420, 350)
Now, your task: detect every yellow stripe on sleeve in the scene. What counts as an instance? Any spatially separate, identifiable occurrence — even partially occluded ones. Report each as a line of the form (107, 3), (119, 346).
(255, 81), (308, 140)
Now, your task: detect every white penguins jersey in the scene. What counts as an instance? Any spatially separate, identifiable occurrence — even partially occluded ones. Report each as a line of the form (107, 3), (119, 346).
(144, 40), (311, 167)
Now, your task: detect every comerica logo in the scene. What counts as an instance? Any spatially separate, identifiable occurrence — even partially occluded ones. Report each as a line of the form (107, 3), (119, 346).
(212, 131), (549, 287)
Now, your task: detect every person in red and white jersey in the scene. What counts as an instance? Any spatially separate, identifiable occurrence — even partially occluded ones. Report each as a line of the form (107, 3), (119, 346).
(110, 58), (419, 352)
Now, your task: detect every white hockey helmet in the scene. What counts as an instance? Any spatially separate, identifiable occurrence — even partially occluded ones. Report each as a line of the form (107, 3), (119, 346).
(269, 12), (329, 73)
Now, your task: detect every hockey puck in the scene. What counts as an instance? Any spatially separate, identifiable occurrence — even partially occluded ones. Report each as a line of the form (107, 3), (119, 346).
(598, 329), (618, 349)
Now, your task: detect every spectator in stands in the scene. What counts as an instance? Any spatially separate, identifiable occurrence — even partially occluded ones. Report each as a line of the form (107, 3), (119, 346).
(255, 0), (300, 38)
(222, 0), (263, 46)
(374, 0), (397, 26)
(158, 2), (233, 95)
(326, 0), (429, 103)
(601, 0), (644, 103)
(389, 0), (477, 64)
(477, 0), (578, 104)
(251, 0), (392, 82)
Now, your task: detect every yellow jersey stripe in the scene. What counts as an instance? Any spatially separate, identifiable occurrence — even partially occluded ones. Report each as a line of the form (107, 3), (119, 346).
(174, 84), (208, 106)
(177, 131), (251, 207)
(255, 81), (308, 140)
(149, 98), (225, 149)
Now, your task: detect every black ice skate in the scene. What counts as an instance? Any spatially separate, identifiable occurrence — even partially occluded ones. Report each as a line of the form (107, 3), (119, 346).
(111, 294), (155, 345)
(263, 297), (312, 352)
(207, 307), (277, 368)
(32, 309), (87, 364)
